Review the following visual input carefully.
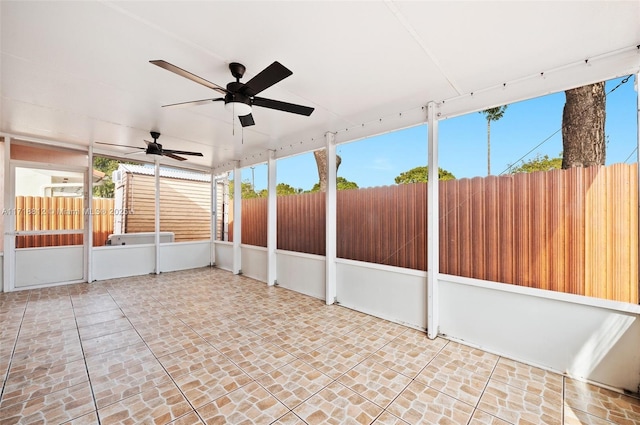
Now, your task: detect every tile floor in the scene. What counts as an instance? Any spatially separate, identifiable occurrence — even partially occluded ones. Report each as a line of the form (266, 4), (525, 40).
(1, 267), (639, 424)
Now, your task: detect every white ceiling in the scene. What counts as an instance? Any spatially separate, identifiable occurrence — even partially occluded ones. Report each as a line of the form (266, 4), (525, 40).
(2, 1), (639, 173)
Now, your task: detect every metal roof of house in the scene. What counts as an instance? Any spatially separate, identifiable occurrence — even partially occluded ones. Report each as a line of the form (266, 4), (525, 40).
(118, 164), (212, 182)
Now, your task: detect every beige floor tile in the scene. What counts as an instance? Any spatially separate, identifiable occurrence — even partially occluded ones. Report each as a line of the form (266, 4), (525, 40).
(63, 410), (100, 424)
(428, 341), (499, 378)
(468, 409), (512, 425)
(368, 341), (438, 379)
(0, 381), (95, 425)
(157, 342), (225, 379)
(91, 357), (171, 409)
(299, 341), (366, 380)
(75, 308), (125, 328)
(337, 357), (412, 409)
(167, 411), (205, 424)
(85, 341), (155, 377)
(82, 328), (143, 358)
(491, 357), (563, 401)
(1, 358), (88, 408)
(174, 358), (253, 409)
(196, 381), (289, 424)
(414, 360), (490, 405)
(11, 331), (84, 366)
(77, 317), (134, 341)
(97, 380), (192, 425)
(477, 379), (562, 425)
(293, 381), (383, 425)
(224, 340), (296, 379)
(257, 358), (334, 409)
(387, 380), (474, 424)
(564, 405), (621, 425)
(371, 411), (411, 424)
(272, 411), (308, 424)
(564, 378), (640, 424)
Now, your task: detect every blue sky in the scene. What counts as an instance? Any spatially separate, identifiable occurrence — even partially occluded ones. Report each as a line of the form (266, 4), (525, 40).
(247, 75), (637, 191)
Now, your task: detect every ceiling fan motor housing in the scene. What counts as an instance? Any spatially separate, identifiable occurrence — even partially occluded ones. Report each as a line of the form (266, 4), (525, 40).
(146, 142), (162, 155)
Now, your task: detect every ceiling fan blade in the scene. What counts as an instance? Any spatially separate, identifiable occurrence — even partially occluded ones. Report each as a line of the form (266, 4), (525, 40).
(95, 141), (145, 150)
(252, 97), (314, 116)
(162, 149), (204, 157)
(240, 61), (292, 97)
(162, 98), (224, 108)
(150, 60), (227, 95)
(163, 153), (188, 161)
(239, 113), (255, 127)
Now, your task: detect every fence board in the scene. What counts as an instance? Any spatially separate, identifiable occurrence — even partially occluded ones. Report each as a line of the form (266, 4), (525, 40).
(15, 197), (115, 247)
(236, 164), (638, 304)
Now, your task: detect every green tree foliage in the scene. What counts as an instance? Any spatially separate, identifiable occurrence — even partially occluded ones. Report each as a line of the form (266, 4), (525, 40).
(480, 105), (508, 175)
(507, 154), (563, 174)
(92, 157), (120, 198)
(394, 166), (456, 184)
(275, 183), (304, 196)
(255, 183), (304, 197)
(229, 180), (259, 199)
(310, 177), (359, 192)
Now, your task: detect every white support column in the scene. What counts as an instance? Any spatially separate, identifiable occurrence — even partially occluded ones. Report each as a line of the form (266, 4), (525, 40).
(154, 157), (160, 275)
(267, 151), (277, 286)
(325, 132), (337, 304)
(210, 175), (216, 266)
(427, 102), (440, 339)
(3, 137), (13, 292)
(232, 164), (242, 274)
(86, 145), (94, 283)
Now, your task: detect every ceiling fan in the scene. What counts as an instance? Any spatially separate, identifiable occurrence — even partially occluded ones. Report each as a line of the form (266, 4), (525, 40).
(96, 131), (204, 161)
(150, 59), (314, 127)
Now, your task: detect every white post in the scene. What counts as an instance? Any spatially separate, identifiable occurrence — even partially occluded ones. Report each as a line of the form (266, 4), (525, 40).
(210, 174), (216, 266)
(427, 102), (440, 339)
(3, 137), (13, 292)
(86, 145), (93, 283)
(233, 163), (242, 274)
(267, 152), (277, 286)
(325, 132), (337, 304)
(154, 157), (160, 275)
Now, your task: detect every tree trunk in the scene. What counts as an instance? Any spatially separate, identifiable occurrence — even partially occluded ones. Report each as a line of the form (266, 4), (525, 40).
(561, 82), (606, 169)
(313, 149), (342, 192)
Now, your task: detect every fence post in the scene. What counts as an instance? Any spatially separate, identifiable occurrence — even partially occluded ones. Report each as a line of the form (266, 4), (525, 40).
(233, 163), (242, 275)
(326, 132), (337, 305)
(427, 102), (440, 339)
(267, 150), (277, 286)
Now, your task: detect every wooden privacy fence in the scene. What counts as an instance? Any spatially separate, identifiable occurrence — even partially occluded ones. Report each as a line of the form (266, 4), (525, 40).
(233, 164), (638, 304)
(14, 196), (114, 248)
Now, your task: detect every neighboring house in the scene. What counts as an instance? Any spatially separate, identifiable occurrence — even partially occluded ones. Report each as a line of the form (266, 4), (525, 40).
(112, 164), (227, 242)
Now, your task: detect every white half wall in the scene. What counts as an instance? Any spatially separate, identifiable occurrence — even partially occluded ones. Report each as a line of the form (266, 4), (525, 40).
(276, 250), (325, 300)
(16, 246), (83, 287)
(160, 241), (210, 273)
(214, 241), (233, 272)
(92, 245), (154, 281)
(241, 245), (267, 283)
(439, 274), (640, 393)
(336, 259), (427, 330)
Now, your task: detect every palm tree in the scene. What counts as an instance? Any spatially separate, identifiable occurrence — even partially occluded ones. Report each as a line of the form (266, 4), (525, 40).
(480, 106), (508, 175)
